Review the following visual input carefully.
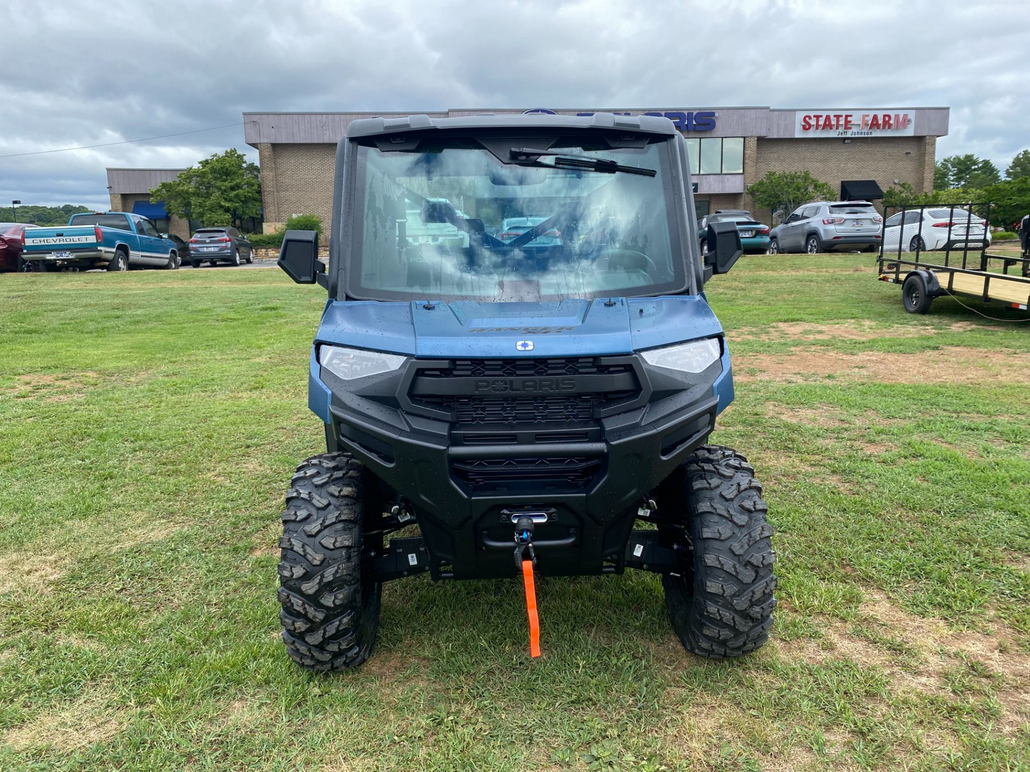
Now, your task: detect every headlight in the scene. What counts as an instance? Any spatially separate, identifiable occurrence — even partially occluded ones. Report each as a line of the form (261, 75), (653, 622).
(641, 338), (721, 373)
(318, 345), (407, 380)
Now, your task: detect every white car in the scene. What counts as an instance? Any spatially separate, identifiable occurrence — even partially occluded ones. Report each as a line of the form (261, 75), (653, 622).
(882, 207), (991, 252)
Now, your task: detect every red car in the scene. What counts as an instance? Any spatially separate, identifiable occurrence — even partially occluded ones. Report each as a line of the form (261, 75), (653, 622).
(0, 223), (41, 271)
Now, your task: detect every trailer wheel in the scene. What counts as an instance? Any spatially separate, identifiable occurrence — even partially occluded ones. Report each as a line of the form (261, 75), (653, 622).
(661, 445), (776, 659)
(902, 273), (933, 314)
(278, 451), (382, 672)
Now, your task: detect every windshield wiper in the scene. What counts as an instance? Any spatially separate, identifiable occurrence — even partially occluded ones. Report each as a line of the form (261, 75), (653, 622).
(509, 148), (657, 177)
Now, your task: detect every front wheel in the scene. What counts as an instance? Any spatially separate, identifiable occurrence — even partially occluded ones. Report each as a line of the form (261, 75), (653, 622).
(278, 452), (382, 671)
(245, 248), (254, 264)
(700, 239), (708, 257)
(768, 239), (779, 254)
(660, 446), (776, 659)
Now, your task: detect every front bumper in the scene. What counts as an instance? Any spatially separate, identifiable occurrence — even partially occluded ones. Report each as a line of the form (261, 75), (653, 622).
(319, 352), (724, 578)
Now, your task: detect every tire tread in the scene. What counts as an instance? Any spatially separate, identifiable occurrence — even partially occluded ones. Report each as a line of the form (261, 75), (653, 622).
(278, 451), (380, 671)
(663, 445), (777, 659)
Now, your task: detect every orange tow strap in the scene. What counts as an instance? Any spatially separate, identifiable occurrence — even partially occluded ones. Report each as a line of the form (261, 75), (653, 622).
(521, 559), (541, 658)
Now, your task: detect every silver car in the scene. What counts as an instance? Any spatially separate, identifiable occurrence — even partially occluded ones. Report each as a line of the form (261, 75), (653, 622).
(769, 200), (883, 254)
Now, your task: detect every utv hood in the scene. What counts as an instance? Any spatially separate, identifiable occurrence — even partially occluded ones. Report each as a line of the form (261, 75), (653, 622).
(316, 297), (724, 357)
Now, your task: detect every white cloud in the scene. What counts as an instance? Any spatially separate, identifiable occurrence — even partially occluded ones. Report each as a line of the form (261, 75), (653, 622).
(1, 0), (1028, 204)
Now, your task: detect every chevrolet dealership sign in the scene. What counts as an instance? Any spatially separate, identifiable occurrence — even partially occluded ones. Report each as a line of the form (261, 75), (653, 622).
(795, 111), (916, 138)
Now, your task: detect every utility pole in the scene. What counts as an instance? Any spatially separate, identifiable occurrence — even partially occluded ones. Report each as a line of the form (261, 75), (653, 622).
(11, 200), (21, 223)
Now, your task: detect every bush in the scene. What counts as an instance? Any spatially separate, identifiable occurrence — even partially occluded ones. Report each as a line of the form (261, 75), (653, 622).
(285, 214), (322, 233)
(993, 231), (1018, 241)
(247, 231), (284, 248)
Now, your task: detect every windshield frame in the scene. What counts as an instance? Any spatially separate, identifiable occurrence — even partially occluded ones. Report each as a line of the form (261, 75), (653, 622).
(339, 132), (692, 303)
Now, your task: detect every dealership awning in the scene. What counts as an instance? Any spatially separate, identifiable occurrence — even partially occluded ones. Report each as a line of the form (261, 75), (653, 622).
(132, 200), (168, 218)
(840, 180), (883, 201)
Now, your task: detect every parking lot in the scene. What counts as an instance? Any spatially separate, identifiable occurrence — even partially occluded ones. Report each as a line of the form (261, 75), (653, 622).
(2, 255), (1027, 770)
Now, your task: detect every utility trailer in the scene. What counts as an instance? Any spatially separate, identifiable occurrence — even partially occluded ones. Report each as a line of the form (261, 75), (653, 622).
(876, 203), (1030, 314)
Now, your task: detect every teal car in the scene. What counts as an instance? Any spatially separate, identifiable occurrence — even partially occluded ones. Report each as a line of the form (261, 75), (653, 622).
(698, 211), (771, 255)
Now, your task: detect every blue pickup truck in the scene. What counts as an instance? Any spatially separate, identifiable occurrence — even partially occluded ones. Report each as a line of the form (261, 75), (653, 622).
(21, 212), (181, 272)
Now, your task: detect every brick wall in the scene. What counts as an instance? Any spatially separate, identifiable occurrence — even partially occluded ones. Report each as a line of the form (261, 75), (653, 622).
(695, 194), (748, 218)
(750, 136), (934, 224)
(258, 143), (336, 236)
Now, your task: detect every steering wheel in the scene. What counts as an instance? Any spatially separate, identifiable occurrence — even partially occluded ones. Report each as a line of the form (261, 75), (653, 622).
(603, 248), (659, 275)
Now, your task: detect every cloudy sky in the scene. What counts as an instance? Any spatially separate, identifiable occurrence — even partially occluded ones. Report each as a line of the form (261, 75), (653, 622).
(2, 0), (1028, 208)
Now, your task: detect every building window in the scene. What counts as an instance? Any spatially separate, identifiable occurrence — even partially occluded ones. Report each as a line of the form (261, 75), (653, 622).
(722, 138), (744, 173)
(684, 137), (745, 175)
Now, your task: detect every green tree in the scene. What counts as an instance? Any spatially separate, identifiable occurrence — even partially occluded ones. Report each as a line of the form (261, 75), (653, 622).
(0, 204), (91, 225)
(152, 149), (261, 227)
(982, 178), (1030, 228)
(933, 161), (950, 190)
(746, 171), (835, 220)
(1005, 149), (1030, 180)
(936, 154), (1001, 189)
(882, 182), (985, 209)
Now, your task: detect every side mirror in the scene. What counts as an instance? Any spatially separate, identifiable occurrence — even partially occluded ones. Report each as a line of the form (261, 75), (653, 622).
(703, 221), (742, 281)
(278, 229), (322, 284)
(160, 232), (169, 239)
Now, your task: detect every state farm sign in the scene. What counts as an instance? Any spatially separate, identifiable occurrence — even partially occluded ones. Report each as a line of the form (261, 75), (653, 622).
(795, 111), (916, 138)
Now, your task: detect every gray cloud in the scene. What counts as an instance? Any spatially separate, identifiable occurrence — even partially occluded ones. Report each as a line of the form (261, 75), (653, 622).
(2, 0), (1028, 206)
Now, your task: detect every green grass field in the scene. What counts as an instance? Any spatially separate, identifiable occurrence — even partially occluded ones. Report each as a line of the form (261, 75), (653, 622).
(1, 257), (1028, 771)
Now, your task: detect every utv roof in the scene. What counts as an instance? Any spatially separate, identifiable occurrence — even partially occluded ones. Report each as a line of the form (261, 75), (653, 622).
(346, 112), (680, 139)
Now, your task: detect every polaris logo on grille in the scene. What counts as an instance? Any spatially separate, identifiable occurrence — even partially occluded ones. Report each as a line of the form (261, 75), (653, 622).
(473, 378), (576, 393)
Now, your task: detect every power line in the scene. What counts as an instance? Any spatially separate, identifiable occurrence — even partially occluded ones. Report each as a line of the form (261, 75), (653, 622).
(0, 122), (246, 159)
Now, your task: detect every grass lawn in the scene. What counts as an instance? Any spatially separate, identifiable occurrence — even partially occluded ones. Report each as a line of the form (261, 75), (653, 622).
(1, 256), (1028, 771)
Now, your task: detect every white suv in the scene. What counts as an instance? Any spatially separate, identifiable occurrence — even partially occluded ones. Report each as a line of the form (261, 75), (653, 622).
(770, 201), (883, 254)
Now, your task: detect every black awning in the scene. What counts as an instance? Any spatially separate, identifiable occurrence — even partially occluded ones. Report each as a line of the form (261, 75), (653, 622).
(841, 180), (883, 201)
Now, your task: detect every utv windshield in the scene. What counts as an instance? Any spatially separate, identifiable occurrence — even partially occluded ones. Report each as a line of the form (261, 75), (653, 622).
(348, 136), (687, 301)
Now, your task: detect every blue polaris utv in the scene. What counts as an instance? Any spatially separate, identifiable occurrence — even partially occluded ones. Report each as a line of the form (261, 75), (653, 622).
(276, 113), (775, 671)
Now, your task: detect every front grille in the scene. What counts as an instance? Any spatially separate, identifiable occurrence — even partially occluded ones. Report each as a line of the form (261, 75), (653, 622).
(416, 394), (605, 425)
(417, 358), (634, 379)
(453, 456), (603, 491)
(407, 356), (637, 495)
(409, 357), (640, 425)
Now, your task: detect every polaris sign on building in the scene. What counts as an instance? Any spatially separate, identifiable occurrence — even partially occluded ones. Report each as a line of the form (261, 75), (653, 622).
(242, 105), (948, 232)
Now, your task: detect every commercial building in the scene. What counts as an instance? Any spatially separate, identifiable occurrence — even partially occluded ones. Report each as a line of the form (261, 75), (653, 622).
(106, 168), (191, 239)
(243, 106), (949, 234)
